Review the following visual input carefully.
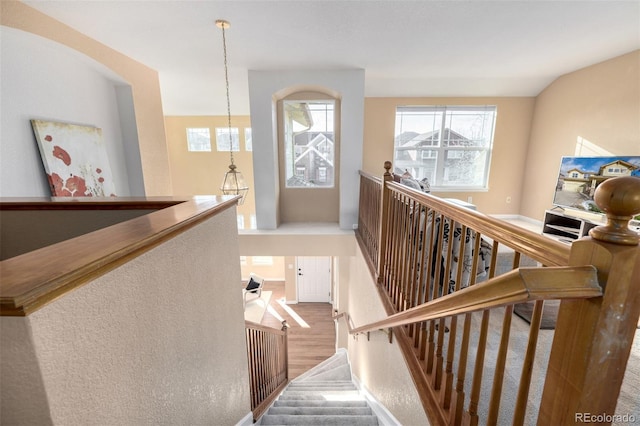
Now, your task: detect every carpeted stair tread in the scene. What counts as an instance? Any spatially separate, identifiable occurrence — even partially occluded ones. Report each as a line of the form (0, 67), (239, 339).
(257, 349), (381, 425)
(273, 400), (369, 408)
(299, 364), (352, 382)
(278, 391), (363, 401)
(288, 380), (355, 388)
(292, 352), (349, 381)
(267, 406), (373, 416)
(260, 414), (379, 425)
(283, 385), (356, 392)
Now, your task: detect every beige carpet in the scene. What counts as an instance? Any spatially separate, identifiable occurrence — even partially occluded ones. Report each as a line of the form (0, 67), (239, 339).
(244, 291), (272, 323)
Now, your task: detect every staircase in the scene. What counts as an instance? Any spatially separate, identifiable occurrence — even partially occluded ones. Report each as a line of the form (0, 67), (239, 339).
(257, 349), (384, 425)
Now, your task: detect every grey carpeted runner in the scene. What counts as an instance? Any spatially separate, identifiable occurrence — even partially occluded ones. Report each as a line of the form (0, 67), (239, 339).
(258, 350), (379, 425)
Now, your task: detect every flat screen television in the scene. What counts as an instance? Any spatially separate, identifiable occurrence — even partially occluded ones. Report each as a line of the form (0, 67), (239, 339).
(553, 156), (640, 214)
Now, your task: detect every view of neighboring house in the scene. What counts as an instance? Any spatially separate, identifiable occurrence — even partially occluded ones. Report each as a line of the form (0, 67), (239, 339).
(560, 158), (640, 195)
(289, 131), (335, 187)
(555, 157), (640, 211)
(394, 128), (472, 183)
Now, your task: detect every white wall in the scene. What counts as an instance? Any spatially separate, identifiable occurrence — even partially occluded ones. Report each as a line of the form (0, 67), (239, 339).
(0, 26), (144, 197)
(339, 245), (430, 426)
(0, 207), (251, 425)
(247, 69), (365, 230)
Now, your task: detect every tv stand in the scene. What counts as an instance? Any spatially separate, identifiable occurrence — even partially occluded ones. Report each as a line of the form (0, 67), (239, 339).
(542, 210), (599, 244)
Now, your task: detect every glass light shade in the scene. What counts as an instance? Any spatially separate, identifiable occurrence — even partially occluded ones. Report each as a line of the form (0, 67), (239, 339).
(221, 164), (249, 204)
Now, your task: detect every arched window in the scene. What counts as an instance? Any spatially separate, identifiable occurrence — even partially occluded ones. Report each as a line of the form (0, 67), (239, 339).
(282, 100), (335, 188)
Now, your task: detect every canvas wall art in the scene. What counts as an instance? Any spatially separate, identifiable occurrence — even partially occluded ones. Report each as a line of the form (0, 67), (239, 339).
(31, 120), (116, 197)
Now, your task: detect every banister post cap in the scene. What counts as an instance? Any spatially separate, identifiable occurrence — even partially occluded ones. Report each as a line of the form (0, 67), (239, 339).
(589, 176), (640, 245)
(383, 161), (392, 179)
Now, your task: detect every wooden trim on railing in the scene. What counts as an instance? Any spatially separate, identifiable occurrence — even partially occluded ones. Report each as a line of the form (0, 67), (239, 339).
(245, 320), (289, 421)
(244, 320), (288, 336)
(349, 266), (601, 335)
(385, 181), (571, 267)
(358, 170), (383, 184)
(0, 196), (240, 316)
(0, 196), (184, 210)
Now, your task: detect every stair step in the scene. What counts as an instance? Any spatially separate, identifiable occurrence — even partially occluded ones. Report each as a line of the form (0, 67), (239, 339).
(278, 393), (365, 401)
(267, 406), (373, 416)
(281, 390), (361, 398)
(259, 350), (381, 425)
(260, 414), (379, 425)
(287, 384), (358, 392)
(300, 364), (352, 382)
(289, 380), (354, 387)
(273, 400), (369, 408)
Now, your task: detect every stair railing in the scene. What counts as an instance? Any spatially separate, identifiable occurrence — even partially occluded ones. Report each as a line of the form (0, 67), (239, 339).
(245, 320), (289, 421)
(351, 162), (640, 425)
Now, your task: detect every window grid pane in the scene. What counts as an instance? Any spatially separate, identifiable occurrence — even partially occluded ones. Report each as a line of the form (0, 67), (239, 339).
(394, 106), (496, 189)
(215, 128), (240, 152)
(283, 100), (335, 188)
(186, 128), (211, 152)
(245, 128), (252, 151)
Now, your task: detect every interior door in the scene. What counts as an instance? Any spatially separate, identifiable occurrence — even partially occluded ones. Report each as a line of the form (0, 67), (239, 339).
(296, 256), (331, 302)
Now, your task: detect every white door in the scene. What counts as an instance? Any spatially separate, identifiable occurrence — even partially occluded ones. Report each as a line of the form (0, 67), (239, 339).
(297, 256), (331, 302)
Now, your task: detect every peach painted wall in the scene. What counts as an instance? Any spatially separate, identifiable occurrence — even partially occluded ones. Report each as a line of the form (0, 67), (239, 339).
(362, 97), (536, 215)
(1, 1), (171, 196)
(521, 50), (640, 221)
(164, 115), (255, 224)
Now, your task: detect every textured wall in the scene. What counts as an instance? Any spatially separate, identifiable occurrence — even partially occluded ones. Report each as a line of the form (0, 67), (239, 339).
(521, 50), (640, 221)
(1, 1), (171, 196)
(0, 207), (251, 425)
(343, 244), (429, 426)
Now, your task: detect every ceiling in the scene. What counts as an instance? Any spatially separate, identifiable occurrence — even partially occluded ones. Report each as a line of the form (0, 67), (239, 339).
(24, 1), (640, 116)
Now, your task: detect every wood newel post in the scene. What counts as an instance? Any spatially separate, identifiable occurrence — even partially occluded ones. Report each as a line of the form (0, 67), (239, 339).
(377, 161), (393, 283)
(538, 176), (640, 425)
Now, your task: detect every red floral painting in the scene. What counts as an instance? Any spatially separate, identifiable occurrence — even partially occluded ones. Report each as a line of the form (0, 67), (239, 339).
(31, 120), (116, 197)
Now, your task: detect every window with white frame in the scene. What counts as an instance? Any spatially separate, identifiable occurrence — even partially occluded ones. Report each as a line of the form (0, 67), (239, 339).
(244, 128), (252, 151)
(394, 106), (496, 190)
(215, 127), (240, 152)
(283, 100), (335, 188)
(186, 128), (211, 152)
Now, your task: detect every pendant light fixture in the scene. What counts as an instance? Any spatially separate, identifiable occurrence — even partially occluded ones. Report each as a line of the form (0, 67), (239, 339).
(216, 19), (249, 204)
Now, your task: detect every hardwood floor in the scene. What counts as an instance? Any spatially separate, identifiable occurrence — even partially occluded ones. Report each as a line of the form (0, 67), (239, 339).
(259, 281), (336, 379)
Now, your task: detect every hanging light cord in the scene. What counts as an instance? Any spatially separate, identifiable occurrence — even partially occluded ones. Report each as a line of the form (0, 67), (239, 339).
(221, 23), (234, 168)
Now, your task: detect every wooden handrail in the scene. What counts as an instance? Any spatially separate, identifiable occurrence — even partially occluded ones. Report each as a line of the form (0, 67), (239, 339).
(345, 266), (600, 335)
(358, 169), (383, 184)
(353, 163), (640, 426)
(0, 196), (240, 315)
(245, 320), (289, 421)
(385, 181), (571, 267)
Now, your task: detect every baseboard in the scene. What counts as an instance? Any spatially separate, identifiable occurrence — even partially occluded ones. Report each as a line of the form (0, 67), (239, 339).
(352, 374), (402, 426)
(234, 411), (253, 426)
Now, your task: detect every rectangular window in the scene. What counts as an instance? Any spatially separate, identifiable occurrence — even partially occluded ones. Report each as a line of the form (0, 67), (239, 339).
(245, 128), (252, 151)
(252, 256), (273, 266)
(283, 100), (335, 188)
(215, 127), (240, 152)
(186, 128), (211, 152)
(394, 106), (496, 190)
(318, 166), (327, 182)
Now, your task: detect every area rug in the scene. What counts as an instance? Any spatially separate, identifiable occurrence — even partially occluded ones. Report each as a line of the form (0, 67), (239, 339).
(244, 291), (272, 323)
(513, 300), (560, 330)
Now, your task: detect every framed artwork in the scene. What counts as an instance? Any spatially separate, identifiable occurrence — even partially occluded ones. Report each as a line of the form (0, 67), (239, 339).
(31, 119), (116, 197)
